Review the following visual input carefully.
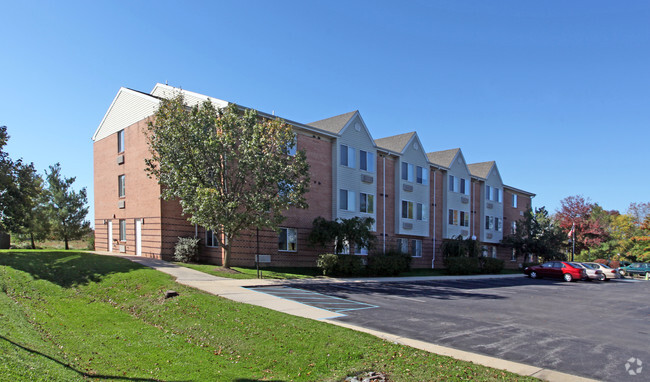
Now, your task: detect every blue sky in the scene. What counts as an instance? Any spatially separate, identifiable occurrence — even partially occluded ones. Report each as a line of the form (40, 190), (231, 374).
(2, 0), (649, 226)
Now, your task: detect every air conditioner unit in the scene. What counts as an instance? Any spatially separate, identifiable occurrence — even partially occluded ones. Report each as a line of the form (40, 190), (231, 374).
(118, 200), (125, 209)
(403, 184), (413, 192)
(116, 155), (125, 165)
(119, 245), (126, 253)
(361, 174), (374, 184)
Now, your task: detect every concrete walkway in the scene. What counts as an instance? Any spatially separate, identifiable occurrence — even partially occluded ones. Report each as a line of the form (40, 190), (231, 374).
(97, 252), (597, 382)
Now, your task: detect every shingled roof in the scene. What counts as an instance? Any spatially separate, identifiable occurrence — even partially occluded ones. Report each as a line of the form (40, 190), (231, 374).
(468, 161), (495, 179)
(427, 148), (460, 168)
(375, 132), (416, 153)
(307, 111), (358, 134)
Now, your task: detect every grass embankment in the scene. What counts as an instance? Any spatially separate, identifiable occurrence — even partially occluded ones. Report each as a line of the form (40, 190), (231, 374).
(0, 250), (537, 381)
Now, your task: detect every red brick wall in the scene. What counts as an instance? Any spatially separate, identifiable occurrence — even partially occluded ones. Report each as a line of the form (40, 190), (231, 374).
(431, 169), (445, 269)
(94, 117), (163, 258)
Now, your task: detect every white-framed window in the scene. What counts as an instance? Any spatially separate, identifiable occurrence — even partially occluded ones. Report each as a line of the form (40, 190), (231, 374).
(117, 129), (125, 153)
(495, 217), (502, 232)
(286, 138), (297, 156)
(512, 194), (518, 208)
(339, 189), (355, 211)
(360, 193), (374, 214)
(401, 162), (414, 182)
(411, 239), (422, 257)
(359, 150), (374, 172)
(494, 188), (501, 203)
(511, 248), (516, 262)
(118, 174), (125, 197)
(485, 185), (491, 200)
(205, 229), (218, 247)
(340, 145), (355, 168)
(492, 246), (497, 258)
(416, 166), (428, 185)
(397, 238), (408, 254)
(511, 221), (517, 234)
(416, 203), (427, 221)
(402, 200), (414, 219)
(485, 216), (494, 230)
(356, 245), (369, 255)
(279, 228), (297, 252)
(449, 175), (459, 192)
(460, 211), (469, 227)
(460, 178), (469, 195)
(119, 219), (126, 241)
(448, 209), (458, 225)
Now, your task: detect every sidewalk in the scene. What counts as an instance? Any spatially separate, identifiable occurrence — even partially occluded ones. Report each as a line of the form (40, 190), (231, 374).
(97, 252), (597, 382)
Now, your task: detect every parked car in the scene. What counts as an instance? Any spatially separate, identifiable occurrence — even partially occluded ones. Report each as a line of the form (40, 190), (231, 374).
(620, 263), (650, 277)
(524, 261), (587, 282)
(583, 262), (619, 280)
(573, 263), (605, 281)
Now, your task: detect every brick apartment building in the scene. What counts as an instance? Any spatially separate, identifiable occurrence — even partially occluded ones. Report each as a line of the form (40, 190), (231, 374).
(93, 84), (534, 268)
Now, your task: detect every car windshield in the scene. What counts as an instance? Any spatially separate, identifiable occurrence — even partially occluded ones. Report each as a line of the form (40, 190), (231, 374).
(598, 264), (611, 269)
(630, 263), (642, 268)
(581, 263), (596, 269)
(570, 263), (586, 268)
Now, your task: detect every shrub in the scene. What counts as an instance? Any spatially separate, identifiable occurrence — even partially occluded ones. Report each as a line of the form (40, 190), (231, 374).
(317, 254), (365, 277)
(480, 257), (504, 274)
(441, 236), (481, 264)
(367, 250), (412, 276)
(522, 262), (540, 269)
(174, 237), (200, 263)
(445, 257), (480, 275)
(594, 259), (609, 265)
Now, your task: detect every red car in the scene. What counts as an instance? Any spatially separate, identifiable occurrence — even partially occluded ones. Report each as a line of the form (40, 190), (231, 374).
(524, 261), (587, 282)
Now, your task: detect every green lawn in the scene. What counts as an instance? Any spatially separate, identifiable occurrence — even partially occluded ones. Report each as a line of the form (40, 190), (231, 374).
(0, 250), (537, 381)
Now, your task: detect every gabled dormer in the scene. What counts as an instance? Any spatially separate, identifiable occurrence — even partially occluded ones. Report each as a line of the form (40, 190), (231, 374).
(376, 132), (430, 238)
(468, 161), (504, 243)
(92, 88), (161, 143)
(428, 148), (472, 239)
(309, 111), (377, 228)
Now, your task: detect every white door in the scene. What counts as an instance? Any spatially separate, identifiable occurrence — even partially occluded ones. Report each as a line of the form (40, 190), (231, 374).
(135, 219), (142, 256)
(107, 221), (113, 252)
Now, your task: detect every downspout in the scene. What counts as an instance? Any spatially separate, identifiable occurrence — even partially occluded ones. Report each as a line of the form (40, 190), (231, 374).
(470, 181), (474, 239)
(432, 168), (436, 269)
(383, 155), (386, 253)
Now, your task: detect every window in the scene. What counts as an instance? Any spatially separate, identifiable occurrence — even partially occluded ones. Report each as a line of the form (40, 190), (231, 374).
(286, 138), (297, 156)
(118, 175), (125, 197)
(359, 150), (374, 172)
(485, 216), (494, 230)
(411, 239), (422, 257)
(205, 229), (218, 247)
(511, 248), (516, 262)
(491, 246), (497, 259)
(340, 145), (355, 167)
(460, 211), (469, 227)
(448, 209), (454, 225)
(512, 194), (518, 208)
(402, 200), (414, 219)
(416, 203), (427, 221)
(511, 221), (517, 234)
(401, 162), (414, 182)
(460, 178), (469, 195)
(495, 217), (501, 232)
(485, 185), (491, 200)
(357, 245), (369, 255)
(360, 193), (374, 214)
(494, 188), (501, 203)
(397, 238), (408, 254)
(119, 219), (126, 241)
(449, 175), (460, 192)
(117, 130), (125, 153)
(278, 228), (297, 251)
(416, 166), (427, 185)
(339, 189), (355, 211)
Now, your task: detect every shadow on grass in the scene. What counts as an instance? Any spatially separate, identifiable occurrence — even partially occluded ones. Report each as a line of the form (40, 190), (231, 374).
(0, 334), (183, 381)
(0, 250), (144, 288)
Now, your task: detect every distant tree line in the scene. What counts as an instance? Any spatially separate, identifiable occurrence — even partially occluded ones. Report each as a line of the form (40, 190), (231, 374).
(0, 125), (90, 249)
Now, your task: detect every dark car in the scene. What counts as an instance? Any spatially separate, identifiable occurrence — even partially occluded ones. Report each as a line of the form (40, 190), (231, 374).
(524, 261), (587, 282)
(620, 263), (650, 277)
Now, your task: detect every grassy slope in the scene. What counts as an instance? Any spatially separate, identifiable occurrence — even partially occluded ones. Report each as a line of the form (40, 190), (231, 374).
(0, 250), (536, 381)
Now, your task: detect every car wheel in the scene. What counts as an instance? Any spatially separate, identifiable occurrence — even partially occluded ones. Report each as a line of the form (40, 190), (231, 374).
(598, 274), (606, 281)
(530, 271), (538, 279)
(563, 273), (573, 282)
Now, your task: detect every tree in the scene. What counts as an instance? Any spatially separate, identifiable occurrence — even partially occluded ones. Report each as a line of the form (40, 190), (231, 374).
(308, 216), (376, 255)
(502, 207), (566, 262)
(0, 126), (14, 232)
(556, 195), (609, 254)
(627, 202), (650, 225)
(44, 163), (91, 250)
(145, 96), (310, 268)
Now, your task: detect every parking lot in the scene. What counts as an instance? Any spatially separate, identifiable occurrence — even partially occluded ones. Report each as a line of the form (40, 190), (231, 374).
(253, 277), (649, 381)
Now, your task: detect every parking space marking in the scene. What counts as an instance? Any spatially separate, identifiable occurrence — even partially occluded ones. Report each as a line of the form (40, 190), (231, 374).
(247, 286), (379, 314)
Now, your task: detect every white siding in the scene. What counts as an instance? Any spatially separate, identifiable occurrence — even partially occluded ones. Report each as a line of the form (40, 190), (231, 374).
(481, 167), (504, 243)
(395, 138), (430, 237)
(92, 88), (160, 142)
(443, 152), (472, 239)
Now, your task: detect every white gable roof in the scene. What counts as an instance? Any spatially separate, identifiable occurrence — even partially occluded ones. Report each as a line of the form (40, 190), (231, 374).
(92, 88), (160, 142)
(151, 83), (229, 109)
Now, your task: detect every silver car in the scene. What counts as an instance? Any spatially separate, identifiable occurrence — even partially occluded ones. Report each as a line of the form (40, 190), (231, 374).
(571, 262), (605, 281)
(583, 262), (619, 280)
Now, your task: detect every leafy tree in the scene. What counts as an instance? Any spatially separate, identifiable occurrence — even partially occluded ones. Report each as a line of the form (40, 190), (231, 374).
(502, 207), (566, 262)
(627, 202), (650, 225)
(5, 161), (49, 248)
(145, 96), (310, 268)
(440, 235), (480, 260)
(556, 195), (609, 254)
(0, 126), (14, 232)
(308, 216), (375, 255)
(44, 163), (91, 250)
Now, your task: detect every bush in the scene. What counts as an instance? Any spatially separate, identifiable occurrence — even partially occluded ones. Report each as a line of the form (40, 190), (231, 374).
(445, 257), (480, 275)
(480, 257), (504, 274)
(174, 237), (200, 263)
(367, 250), (412, 276)
(317, 254), (365, 277)
(522, 262), (540, 269)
